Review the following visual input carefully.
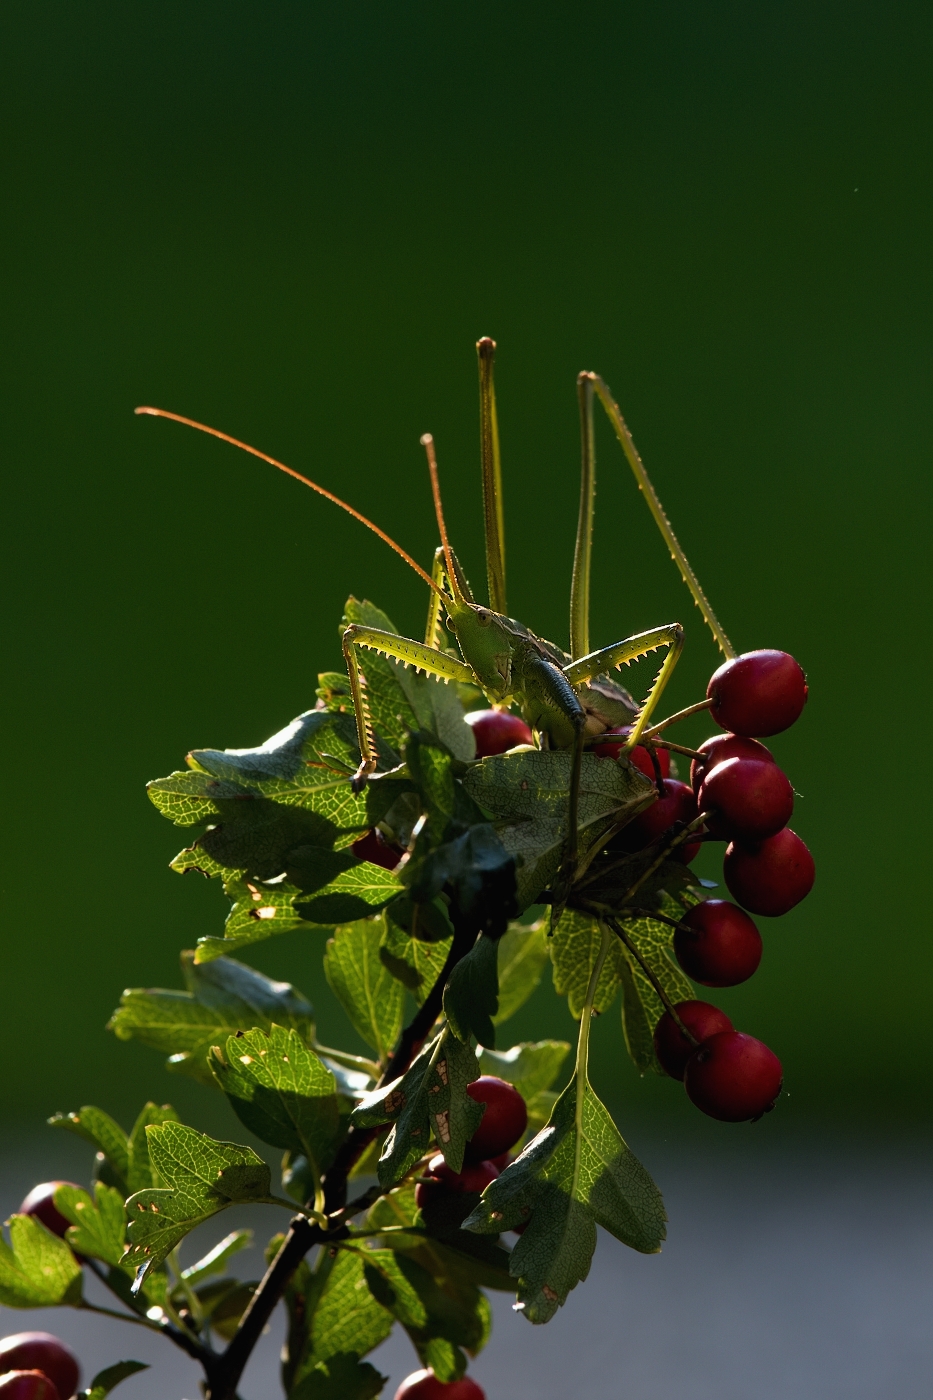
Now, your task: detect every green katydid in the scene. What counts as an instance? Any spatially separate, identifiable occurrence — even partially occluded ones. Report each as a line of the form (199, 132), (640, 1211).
(136, 338), (734, 897)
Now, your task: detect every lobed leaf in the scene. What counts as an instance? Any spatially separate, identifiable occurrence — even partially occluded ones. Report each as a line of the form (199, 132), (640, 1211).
(0, 1214), (83, 1308)
(49, 1106), (130, 1196)
(494, 918), (549, 1024)
(126, 1103), (180, 1193)
(361, 1246), (490, 1382)
(110, 951), (315, 1086)
(351, 1031), (483, 1185)
(550, 909), (625, 1017)
(379, 919), (452, 1006)
(324, 919), (404, 1062)
(210, 1026), (340, 1179)
(123, 1123), (272, 1283)
(443, 934), (499, 1047)
(55, 1182), (127, 1266)
(614, 894), (697, 1075)
(289, 1247), (392, 1397)
(463, 1076), (666, 1323)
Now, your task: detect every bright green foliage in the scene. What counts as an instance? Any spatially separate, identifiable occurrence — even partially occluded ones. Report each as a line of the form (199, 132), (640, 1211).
(551, 910), (626, 1017)
(352, 1030), (484, 1185)
(478, 1040), (571, 1102)
(493, 917), (550, 1023)
(55, 1182), (127, 1266)
(325, 920), (404, 1062)
(0, 1213), (83, 1307)
(287, 1248), (392, 1399)
(210, 1026), (340, 1181)
(181, 1228), (253, 1284)
(80, 1361), (149, 1399)
(110, 953), (317, 1086)
(49, 1105), (130, 1194)
(443, 934), (499, 1046)
(380, 916), (453, 1006)
(124, 1122), (274, 1281)
(126, 1102), (180, 1192)
(463, 1076), (666, 1322)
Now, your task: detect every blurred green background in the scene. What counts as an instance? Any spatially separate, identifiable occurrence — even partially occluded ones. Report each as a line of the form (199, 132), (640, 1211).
(1, 1), (929, 1143)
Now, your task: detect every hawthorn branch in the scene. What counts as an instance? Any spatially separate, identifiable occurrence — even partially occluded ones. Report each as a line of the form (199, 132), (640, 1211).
(203, 902), (479, 1400)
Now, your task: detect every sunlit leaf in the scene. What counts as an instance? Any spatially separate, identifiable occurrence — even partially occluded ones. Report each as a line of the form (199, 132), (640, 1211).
(324, 918), (404, 1062)
(0, 1214), (83, 1308)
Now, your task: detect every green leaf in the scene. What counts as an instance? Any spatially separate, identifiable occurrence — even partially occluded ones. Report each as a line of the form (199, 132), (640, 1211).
(443, 935), (498, 1047)
(361, 1247), (491, 1382)
(550, 909), (626, 1017)
(580, 848), (698, 913)
(290, 1247), (393, 1393)
(379, 920), (452, 1006)
(405, 823), (517, 939)
(291, 1353), (388, 1400)
(478, 1041), (571, 1101)
(463, 752), (653, 906)
(614, 896), (696, 1075)
(210, 1026), (339, 1178)
(493, 918), (549, 1024)
(54, 1183), (127, 1266)
(81, 1361), (149, 1399)
(324, 918), (404, 1062)
(109, 951), (316, 1087)
(351, 1031), (483, 1185)
(463, 1075), (666, 1323)
(189, 1277), (259, 1341)
(147, 770), (247, 826)
(127, 1103), (180, 1193)
(181, 1229), (253, 1284)
(48, 1106), (130, 1196)
(123, 1123), (272, 1283)
(189, 708), (374, 825)
(183, 800), (357, 883)
(0, 1214), (83, 1307)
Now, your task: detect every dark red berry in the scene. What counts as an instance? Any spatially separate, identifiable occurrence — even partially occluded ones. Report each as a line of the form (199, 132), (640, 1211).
(0, 1375), (59, 1400)
(350, 828), (404, 871)
(707, 650), (808, 737)
(394, 1369), (486, 1400)
(465, 1076), (528, 1160)
(674, 900), (762, 986)
(724, 827), (815, 916)
(0, 1335), (79, 1400)
(592, 726), (671, 780)
(414, 1154), (499, 1211)
(466, 709), (533, 757)
(690, 733), (775, 793)
(622, 778), (697, 850)
(18, 1183), (79, 1243)
(684, 1030), (783, 1121)
(653, 1000), (734, 1080)
(698, 757), (794, 841)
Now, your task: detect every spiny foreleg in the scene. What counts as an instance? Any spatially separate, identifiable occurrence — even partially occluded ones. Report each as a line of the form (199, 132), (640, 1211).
(342, 626), (474, 787)
(565, 623), (685, 751)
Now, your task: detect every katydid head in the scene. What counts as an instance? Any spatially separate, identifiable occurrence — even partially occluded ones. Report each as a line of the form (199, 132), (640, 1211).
(444, 601), (515, 699)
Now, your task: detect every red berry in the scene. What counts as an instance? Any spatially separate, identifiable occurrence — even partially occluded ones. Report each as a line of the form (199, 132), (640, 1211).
(622, 778), (697, 850)
(394, 1370), (486, 1400)
(690, 733), (775, 793)
(0, 1336), (79, 1400)
(0, 1375), (59, 1400)
(653, 1000), (734, 1080)
(707, 650), (808, 737)
(465, 709), (533, 757)
(465, 1076), (528, 1160)
(350, 828), (404, 871)
(684, 1030), (783, 1121)
(698, 757), (794, 841)
(724, 827), (815, 916)
(414, 1154), (499, 1211)
(674, 900), (762, 986)
(592, 727), (671, 779)
(18, 1183), (79, 1243)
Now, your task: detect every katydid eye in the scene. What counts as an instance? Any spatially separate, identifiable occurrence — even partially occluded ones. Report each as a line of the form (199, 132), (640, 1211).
(476, 610), (491, 626)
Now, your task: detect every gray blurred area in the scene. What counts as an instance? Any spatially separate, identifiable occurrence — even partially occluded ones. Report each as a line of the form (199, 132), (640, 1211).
(2, 1134), (929, 1399)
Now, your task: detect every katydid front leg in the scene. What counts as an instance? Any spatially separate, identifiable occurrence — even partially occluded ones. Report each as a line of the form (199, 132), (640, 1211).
(342, 626), (474, 788)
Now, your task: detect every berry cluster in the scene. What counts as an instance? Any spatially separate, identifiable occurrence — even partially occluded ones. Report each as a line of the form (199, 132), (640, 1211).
(597, 649), (813, 1122)
(0, 1333), (79, 1400)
